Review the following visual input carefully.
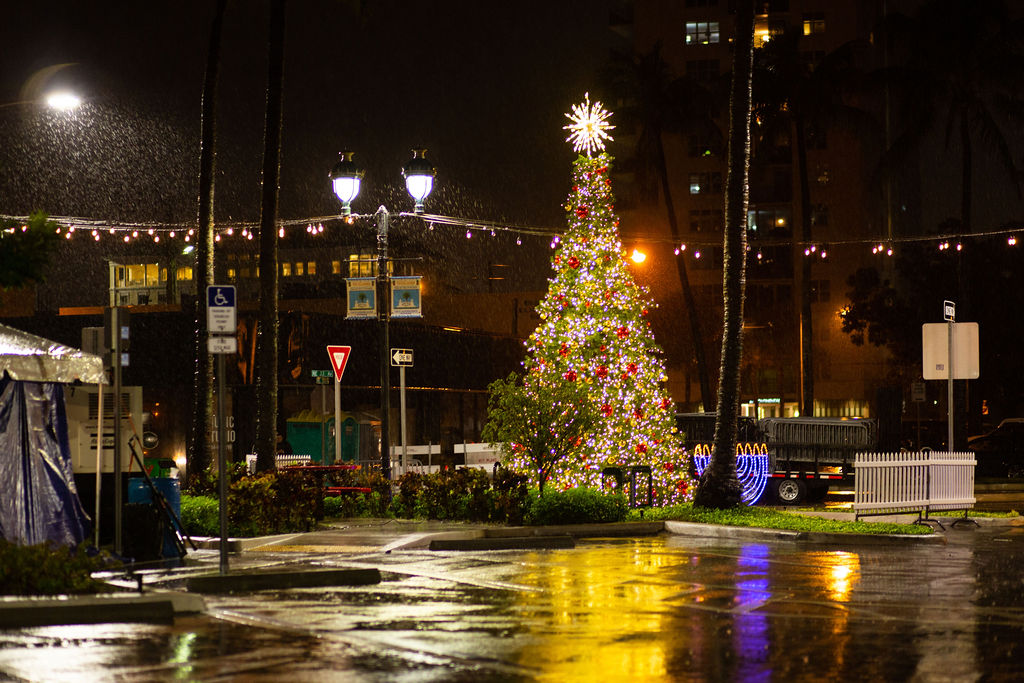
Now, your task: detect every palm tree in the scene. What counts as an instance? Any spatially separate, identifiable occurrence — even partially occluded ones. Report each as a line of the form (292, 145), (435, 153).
(877, 0), (1024, 441)
(693, 0), (754, 509)
(605, 45), (719, 413)
(187, 0), (227, 484)
(255, 0), (286, 473)
(752, 29), (871, 417)
(880, 0), (1024, 241)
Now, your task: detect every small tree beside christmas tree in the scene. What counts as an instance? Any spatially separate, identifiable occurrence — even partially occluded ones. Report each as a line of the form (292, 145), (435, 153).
(492, 94), (693, 505)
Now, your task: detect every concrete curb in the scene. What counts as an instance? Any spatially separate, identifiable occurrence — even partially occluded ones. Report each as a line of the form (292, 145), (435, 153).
(663, 519), (946, 545)
(0, 591), (205, 628)
(185, 567), (382, 593)
(429, 536), (576, 551)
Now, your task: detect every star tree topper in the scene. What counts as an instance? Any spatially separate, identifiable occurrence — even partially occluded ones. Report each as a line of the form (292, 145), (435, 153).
(563, 92), (614, 156)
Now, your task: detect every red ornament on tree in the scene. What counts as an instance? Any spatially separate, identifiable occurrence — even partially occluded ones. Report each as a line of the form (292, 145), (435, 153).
(660, 398), (672, 411)
(665, 462), (675, 472)
(563, 370), (577, 382)
(601, 404), (613, 417)
(627, 362), (638, 375)
(576, 206), (589, 219)
(559, 343), (569, 356)
(635, 443), (647, 454)
(568, 256), (580, 269)
(617, 326), (630, 339)
(595, 365), (609, 379)
(633, 409), (644, 420)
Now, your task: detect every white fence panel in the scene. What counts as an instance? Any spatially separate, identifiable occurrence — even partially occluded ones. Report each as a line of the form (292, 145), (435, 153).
(927, 451), (976, 511)
(854, 450), (975, 518)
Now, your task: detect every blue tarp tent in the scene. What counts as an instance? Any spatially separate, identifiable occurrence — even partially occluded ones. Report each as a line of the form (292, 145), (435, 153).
(0, 324), (105, 546)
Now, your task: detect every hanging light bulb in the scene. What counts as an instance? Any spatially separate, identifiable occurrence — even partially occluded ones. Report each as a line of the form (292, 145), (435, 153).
(516, 236), (522, 246)
(1009, 236), (1017, 246)
(278, 227), (285, 238)
(466, 230), (472, 239)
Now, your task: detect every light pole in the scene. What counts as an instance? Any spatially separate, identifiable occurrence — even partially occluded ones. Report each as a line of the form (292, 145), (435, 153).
(330, 149), (436, 479)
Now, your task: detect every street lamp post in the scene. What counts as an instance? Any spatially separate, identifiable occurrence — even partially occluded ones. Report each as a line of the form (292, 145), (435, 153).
(330, 149), (436, 479)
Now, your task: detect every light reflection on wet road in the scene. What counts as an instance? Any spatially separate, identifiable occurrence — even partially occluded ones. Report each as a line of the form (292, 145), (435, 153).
(2, 526), (1024, 681)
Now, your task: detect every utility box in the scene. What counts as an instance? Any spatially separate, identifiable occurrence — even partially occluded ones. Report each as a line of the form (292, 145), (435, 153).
(66, 385), (143, 473)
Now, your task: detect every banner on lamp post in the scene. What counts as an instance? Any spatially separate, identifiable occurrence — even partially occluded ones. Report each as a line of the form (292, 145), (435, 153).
(390, 276), (422, 318)
(345, 277), (376, 319)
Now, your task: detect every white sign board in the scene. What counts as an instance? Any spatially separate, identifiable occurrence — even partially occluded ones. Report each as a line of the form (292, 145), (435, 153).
(208, 336), (237, 355)
(391, 348), (413, 367)
(922, 322), (979, 380)
(207, 285), (237, 333)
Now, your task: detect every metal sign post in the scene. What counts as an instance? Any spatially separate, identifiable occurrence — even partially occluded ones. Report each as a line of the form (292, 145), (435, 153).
(391, 349), (413, 475)
(207, 285), (236, 575)
(327, 346), (352, 465)
(945, 300), (955, 452)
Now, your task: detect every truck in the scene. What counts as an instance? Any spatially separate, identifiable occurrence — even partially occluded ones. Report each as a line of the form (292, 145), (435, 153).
(676, 413), (878, 505)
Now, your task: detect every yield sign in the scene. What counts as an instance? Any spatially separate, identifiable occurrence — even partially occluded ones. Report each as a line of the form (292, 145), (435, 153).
(326, 345), (352, 381)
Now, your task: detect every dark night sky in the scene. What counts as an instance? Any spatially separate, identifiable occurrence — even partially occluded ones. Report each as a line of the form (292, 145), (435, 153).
(0, 0), (615, 231)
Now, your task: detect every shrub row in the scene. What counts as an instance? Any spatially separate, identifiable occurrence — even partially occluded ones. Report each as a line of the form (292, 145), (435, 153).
(180, 465), (629, 536)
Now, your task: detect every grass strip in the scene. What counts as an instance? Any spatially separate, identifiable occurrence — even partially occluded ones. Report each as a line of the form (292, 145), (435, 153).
(627, 504), (934, 535)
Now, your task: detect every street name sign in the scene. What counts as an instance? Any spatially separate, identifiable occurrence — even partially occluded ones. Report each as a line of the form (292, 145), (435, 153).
(207, 285), (237, 333)
(327, 345), (352, 381)
(391, 348), (413, 367)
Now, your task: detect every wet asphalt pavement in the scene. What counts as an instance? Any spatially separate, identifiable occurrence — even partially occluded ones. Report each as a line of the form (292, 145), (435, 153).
(1, 520), (1023, 682)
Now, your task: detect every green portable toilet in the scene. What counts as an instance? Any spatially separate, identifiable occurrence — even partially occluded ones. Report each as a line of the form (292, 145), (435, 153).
(338, 416), (359, 463)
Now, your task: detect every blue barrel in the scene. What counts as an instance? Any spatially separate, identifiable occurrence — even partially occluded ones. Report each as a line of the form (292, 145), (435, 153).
(128, 477), (182, 559)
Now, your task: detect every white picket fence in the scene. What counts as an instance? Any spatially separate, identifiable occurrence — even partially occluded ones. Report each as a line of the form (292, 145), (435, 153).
(245, 453), (311, 474)
(853, 451), (976, 520)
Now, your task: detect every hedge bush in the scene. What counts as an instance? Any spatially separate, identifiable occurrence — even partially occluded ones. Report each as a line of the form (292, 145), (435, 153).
(0, 540), (112, 595)
(525, 487), (628, 526)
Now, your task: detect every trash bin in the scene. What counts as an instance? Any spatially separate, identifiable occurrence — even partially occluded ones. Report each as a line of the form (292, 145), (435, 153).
(128, 477), (182, 559)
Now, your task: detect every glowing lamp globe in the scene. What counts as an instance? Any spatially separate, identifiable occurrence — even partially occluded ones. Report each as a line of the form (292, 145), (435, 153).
(329, 151), (364, 215)
(402, 148), (436, 213)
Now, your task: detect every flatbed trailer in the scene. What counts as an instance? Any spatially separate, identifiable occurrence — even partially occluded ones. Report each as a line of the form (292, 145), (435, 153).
(676, 414), (877, 504)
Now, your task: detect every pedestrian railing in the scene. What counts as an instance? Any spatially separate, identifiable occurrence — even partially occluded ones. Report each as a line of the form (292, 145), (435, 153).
(853, 450), (976, 526)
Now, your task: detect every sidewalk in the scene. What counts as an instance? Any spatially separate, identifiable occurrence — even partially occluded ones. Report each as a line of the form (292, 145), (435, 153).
(3, 511), (1019, 627)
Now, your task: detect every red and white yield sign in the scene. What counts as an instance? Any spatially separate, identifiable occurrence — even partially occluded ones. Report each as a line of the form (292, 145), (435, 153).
(326, 345), (352, 381)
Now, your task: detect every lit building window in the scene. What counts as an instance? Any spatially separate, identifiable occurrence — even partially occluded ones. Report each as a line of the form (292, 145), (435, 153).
(176, 266), (193, 281)
(227, 267), (236, 279)
(685, 21), (720, 45)
(282, 262), (292, 277)
(295, 262), (304, 276)
(307, 261), (317, 276)
(803, 12), (825, 35)
(331, 260), (341, 275)
(689, 172), (722, 194)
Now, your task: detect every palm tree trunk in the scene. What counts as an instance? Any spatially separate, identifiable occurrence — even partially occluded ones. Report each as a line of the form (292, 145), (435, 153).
(255, 0), (286, 473)
(693, 0), (754, 509)
(654, 133), (714, 412)
(188, 0), (226, 484)
(795, 116), (814, 417)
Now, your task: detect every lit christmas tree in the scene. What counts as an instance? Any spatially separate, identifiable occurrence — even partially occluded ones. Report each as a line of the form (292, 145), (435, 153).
(502, 94), (693, 504)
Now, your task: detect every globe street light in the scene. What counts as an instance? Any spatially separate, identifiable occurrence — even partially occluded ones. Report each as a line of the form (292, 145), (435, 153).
(330, 149), (436, 479)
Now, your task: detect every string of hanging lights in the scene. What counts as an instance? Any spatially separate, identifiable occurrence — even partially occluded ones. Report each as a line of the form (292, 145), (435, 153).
(2, 210), (1019, 256)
